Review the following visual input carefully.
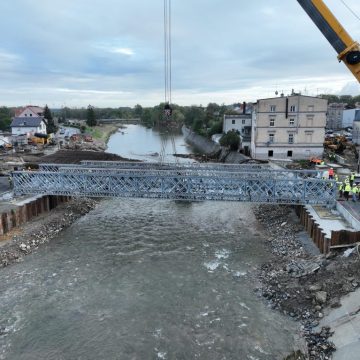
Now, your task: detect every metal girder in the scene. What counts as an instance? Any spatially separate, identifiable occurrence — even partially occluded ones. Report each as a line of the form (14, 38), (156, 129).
(39, 161), (265, 172)
(12, 167), (336, 206)
(38, 162), (322, 179)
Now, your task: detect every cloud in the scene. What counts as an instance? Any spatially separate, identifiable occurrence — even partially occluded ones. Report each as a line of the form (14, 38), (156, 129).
(110, 47), (135, 56)
(0, 0), (359, 107)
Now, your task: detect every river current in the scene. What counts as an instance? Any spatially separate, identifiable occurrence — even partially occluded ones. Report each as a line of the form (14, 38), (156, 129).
(0, 125), (299, 359)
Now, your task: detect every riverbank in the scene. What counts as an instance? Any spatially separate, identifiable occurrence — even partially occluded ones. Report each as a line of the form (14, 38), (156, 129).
(254, 204), (360, 359)
(61, 124), (121, 152)
(0, 198), (98, 268)
(182, 126), (250, 163)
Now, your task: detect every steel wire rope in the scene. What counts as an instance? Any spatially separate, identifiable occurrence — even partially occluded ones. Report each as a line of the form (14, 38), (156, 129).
(340, 0), (360, 22)
(160, 0), (178, 165)
(160, 0), (169, 164)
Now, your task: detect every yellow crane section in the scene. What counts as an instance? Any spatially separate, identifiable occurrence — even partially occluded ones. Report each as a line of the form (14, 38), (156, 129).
(297, 0), (360, 82)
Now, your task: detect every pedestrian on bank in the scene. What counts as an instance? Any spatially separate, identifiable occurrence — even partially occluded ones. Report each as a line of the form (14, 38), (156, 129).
(338, 182), (343, 199)
(8, 176), (13, 189)
(328, 167), (334, 179)
(350, 172), (355, 187)
(351, 184), (358, 202)
(344, 182), (351, 201)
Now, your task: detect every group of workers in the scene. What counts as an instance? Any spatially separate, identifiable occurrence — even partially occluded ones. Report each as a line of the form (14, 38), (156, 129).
(336, 170), (359, 202)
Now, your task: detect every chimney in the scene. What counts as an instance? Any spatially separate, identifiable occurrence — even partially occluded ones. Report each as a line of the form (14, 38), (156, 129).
(243, 102), (246, 114)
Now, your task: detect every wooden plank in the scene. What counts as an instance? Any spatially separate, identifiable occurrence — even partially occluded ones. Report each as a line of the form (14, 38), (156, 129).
(330, 244), (359, 249)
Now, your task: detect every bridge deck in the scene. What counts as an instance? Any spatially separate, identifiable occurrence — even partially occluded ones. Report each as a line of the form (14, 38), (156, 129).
(13, 161), (336, 206)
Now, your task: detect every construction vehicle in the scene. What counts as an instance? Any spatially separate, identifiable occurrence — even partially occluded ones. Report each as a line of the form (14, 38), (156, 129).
(323, 134), (347, 153)
(309, 156), (323, 165)
(297, 0), (360, 82)
(28, 133), (49, 145)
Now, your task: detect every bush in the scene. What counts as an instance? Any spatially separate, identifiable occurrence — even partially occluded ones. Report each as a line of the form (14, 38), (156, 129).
(208, 121), (223, 137)
(220, 130), (240, 151)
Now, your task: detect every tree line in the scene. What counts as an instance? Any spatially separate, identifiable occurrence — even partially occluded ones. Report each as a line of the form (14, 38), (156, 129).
(319, 94), (360, 108)
(0, 93), (358, 137)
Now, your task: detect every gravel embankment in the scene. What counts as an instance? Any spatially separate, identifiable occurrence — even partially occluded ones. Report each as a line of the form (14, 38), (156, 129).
(0, 198), (98, 268)
(254, 204), (360, 359)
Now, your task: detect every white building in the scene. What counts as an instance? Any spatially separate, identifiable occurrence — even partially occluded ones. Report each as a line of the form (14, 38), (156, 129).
(15, 106), (44, 118)
(251, 95), (327, 160)
(326, 103), (346, 130)
(10, 117), (47, 136)
(352, 110), (360, 145)
(223, 114), (252, 154)
(343, 109), (359, 129)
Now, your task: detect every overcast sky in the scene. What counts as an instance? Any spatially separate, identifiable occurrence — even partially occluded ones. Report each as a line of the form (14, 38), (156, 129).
(0, 0), (359, 108)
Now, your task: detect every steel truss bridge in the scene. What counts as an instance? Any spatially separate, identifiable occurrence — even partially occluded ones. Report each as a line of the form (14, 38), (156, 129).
(12, 161), (336, 206)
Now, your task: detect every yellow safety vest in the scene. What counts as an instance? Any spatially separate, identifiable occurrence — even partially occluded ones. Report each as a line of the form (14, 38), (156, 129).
(350, 174), (355, 181)
(345, 184), (351, 192)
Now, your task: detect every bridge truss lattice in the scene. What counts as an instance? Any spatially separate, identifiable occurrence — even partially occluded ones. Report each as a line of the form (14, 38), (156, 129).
(12, 161), (336, 206)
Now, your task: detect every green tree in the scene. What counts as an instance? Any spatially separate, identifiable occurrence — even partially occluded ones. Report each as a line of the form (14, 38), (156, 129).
(220, 130), (240, 151)
(86, 105), (97, 127)
(339, 95), (355, 107)
(141, 108), (153, 127)
(43, 104), (57, 134)
(171, 108), (185, 124)
(134, 104), (143, 118)
(208, 120), (223, 137)
(320, 94), (340, 103)
(184, 106), (205, 129)
(0, 107), (11, 131)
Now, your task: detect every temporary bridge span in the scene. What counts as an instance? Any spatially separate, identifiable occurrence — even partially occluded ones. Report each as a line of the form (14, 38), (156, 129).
(12, 161), (336, 206)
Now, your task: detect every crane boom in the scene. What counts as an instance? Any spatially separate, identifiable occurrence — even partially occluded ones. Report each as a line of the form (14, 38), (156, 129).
(297, 0), (360, 82)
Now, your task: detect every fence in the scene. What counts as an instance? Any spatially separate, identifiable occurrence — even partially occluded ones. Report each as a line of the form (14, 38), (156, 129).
(295, 206), (360, 253)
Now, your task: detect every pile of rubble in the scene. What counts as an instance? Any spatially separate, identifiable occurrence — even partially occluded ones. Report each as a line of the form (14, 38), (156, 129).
(62, 140), (106, 152)
(0, 198), (97, 268)
(253, 204), (360, 359)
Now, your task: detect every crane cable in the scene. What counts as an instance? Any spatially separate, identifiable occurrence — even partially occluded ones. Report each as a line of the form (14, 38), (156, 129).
(340, 0), (360, 22)
(164, 0), (171, 105)
(160, 0), (178, 165)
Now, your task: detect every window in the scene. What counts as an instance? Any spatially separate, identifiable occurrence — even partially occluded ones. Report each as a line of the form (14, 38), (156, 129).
(270, 105), (276, 112)
(242, 119), (245, 124)
(30, 113), (32, 117)
(231, 119), (235, 124)
(308, 105), (314, 111)
(269, 118), (275, 127)
(269, 133), (275, 143)
(288, 134), (294, 144)
(268, 150), (273, 157)
(306, 133), (313, 143)
(306, 115), (314, 127)
(289, 118), (295, 126)
(287, 150), (293, 157)
(290, 105), (296, 112)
